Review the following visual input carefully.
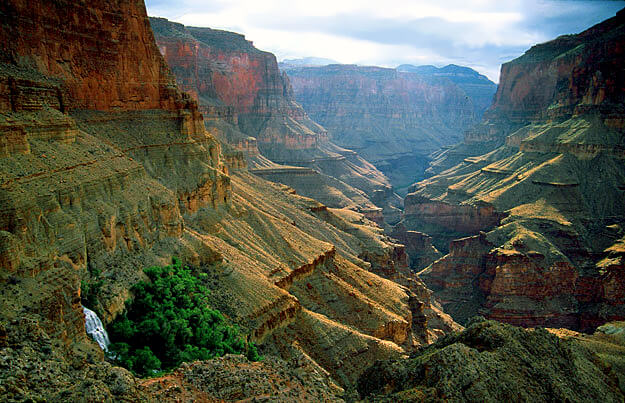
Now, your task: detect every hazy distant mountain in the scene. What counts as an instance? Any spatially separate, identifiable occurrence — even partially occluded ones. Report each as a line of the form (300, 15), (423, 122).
(279, 57), (339, 68)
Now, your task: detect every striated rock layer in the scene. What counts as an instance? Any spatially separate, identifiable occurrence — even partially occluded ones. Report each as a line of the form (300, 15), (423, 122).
(148, 17), (325, 158)
(284, 63), (496, 194)
(0, 0), (190, 112)
(404, 9), (625, 331)
(149, 17), (401, 221)
(0, 0), (227, 345)
(0, 0), (458, 400)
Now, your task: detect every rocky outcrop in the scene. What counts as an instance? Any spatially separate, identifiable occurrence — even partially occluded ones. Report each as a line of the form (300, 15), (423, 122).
(358, 318), (625, 401)
(249, 162), (381, 214)
(0, 320), (343, 402)
(285, 64), (495, 193)
(0, 0), (190, 112)
(404, 10), (625, 330)
(403, 195), (507, 253)
(140, 355), (344, 402)
(390, 224), (442, 271)
(491, 12), (625, 124)
(149, 17), (325, 156)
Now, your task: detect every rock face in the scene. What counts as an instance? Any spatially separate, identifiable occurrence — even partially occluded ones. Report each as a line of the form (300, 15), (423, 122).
(284, 64), (496, 193)
(0, 320), (343, 402)
(0, 0), (458, 399)
(149, 17), (324, 159)
(357, 318), (625, 401)
(0, 0), (188, 112)
(404, 10), (625, 330)
(491, 16), (625, 125)
(149, 18), (401, 220)
(397, 64), (497, 119)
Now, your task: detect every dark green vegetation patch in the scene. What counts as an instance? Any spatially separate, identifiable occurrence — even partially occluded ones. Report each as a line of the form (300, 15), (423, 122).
(108, 258), (259, 376)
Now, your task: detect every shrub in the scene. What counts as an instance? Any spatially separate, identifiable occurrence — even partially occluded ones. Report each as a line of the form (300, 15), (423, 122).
(81, 267), (104, 311)
(108, 257), (259, 376)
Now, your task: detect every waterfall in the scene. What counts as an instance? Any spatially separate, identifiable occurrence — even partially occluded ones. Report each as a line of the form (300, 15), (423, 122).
(82, 306), (112, 355)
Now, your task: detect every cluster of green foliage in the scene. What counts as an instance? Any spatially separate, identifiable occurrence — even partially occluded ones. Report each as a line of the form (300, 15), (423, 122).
(108, 257), (260, 376)
(81, 267), (104, 312)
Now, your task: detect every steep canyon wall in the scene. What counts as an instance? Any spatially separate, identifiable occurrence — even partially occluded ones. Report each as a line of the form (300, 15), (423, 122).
(149, 18), (400, 219)
(404, 9), (625, 331)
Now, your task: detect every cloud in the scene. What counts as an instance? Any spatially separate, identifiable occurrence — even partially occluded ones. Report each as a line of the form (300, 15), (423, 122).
(145, 0), (623, 82)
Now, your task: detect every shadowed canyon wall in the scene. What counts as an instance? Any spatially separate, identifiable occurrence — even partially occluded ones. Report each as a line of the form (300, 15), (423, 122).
(403, 9), (625, 331)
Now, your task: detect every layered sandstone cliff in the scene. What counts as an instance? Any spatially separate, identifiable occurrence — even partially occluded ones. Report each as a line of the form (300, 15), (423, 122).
(404, 9), (625, 331)
(0, 0), (191, 112)
(285, 64), (496, 193)
(148, 17), (324, 158)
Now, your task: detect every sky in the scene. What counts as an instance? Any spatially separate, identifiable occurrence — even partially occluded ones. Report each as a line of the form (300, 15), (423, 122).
(145, 0), (624, 82)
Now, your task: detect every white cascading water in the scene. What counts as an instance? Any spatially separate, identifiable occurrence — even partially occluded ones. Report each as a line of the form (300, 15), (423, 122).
(82, 306), (112, 355)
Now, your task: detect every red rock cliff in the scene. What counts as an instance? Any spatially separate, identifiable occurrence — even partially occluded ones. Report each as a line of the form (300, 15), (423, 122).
(0, 0), (192, 111)
(149, 17), (325, 155)
(491, 9), (625, 125)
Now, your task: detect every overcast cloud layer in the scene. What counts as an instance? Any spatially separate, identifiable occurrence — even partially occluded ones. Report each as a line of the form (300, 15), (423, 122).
(145, 0), (624, 82)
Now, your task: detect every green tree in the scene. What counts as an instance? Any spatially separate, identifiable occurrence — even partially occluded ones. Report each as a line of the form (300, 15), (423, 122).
(108, 257), (259, 376)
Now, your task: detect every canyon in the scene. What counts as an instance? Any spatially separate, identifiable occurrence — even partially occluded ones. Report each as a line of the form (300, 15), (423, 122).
(403, 9), (625, 331)
(284, 63), (497, 194)
(148, 17), (402, 225)
(0, 0), (457, 400)
(0, 0), (624, 401)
